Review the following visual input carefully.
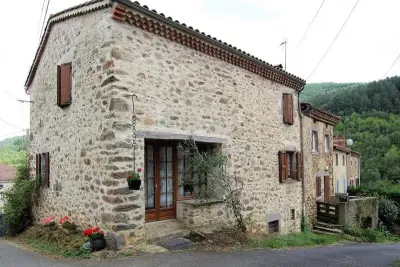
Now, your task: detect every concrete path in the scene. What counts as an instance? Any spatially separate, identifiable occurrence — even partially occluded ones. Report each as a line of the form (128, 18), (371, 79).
(1, 242), (400, 266)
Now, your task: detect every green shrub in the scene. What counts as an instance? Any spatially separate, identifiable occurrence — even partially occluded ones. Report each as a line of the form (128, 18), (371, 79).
(3, 160), (41, 235)
(379, 198), (399, 226)
(262, 232), (343, 249)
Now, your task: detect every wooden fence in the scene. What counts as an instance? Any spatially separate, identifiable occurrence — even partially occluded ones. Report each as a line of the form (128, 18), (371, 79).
(316, 202), (339, 225)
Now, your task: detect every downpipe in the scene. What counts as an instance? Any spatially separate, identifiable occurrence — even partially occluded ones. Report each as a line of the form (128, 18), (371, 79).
(297, 86), (307, 231)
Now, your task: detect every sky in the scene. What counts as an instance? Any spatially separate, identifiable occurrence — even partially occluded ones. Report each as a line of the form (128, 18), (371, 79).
(0, 0), (399, 140)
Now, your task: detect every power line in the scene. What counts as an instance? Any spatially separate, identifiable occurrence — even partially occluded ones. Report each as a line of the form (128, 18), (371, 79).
(0, 89), (18, 100)
(0, 131), (25, 140)
(307, 0), (361, 81)
(39, 0), (51, 40)
(0, 117), (24, 130)
(36, 0), (47, 40)
(292, 0), (326, 58)
(382, 53), (400, 79)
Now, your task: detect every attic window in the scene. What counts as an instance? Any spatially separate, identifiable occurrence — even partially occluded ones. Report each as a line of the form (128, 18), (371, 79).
(268, 220), (279, 234)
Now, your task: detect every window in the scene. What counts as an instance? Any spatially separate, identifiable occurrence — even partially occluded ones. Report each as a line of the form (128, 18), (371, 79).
(57, 63), (72, 107)
(282, 93), (293, 124)
(316, 177), (322, 197)
(36, 153), (50, 187)
(324, 135), (329, 153)
(312, 131), (318, 152)
(268, 220), (279, 234)
(290, 209), (295, 220)
(278, 151), (302, 183)
(342, 155), (345, 166)
(335, 154), (338, 166)
(351, 160), (353, 167)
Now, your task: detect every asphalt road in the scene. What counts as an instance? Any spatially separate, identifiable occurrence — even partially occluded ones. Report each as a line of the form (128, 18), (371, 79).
(1, 242), (400, 267)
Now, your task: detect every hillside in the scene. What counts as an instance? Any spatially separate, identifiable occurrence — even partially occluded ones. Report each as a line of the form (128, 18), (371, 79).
(305, 76), (400, 183)
(302, 82), (363, 102)
(0, 136), (26, 166)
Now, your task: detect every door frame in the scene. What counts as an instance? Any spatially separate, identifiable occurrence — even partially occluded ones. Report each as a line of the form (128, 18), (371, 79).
(145, 141), (178, 222)
(324, 176), (330, 202)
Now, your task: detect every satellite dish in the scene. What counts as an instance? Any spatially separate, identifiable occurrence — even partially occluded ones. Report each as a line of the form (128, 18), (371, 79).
(346, 139), (354, 146)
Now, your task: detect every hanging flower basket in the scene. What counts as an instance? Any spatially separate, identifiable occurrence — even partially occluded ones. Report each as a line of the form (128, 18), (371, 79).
(127, 168), (142, 190)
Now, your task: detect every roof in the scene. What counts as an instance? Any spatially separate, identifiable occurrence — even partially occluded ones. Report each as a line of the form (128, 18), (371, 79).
(0, 164), (15, 182)
(301, 102), (341, 126)
(25, 0), (306, 91)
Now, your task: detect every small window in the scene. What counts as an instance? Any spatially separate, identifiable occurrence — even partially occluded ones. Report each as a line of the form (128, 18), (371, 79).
(351, 160), (353, 167)
(312, 131), (318, 152)
(278, 151), (302, 182)
(36, 153), (50, 187)
(290, 209), (295, 220)
(342, 155), (345, 166)
(316, 177), (322, 197)
(335, 154), (338, 166)
(268, 220), (279, 234)
(324, 135), (329, 153)
(282, 93), (293, 125)
(57, 63), (72, 107)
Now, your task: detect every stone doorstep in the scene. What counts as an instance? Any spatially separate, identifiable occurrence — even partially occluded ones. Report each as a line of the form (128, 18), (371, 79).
(145, 219), (191, 244)
(313, 225), (343, 234)
(315, 221), (343, 230)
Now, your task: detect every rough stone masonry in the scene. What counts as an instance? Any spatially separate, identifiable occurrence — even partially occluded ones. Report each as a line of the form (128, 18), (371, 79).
(27, 2), (304, 246)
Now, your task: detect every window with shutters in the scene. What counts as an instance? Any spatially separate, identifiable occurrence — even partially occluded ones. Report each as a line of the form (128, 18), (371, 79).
(278, 151), (302, 183)
(36, 153), (50, 188)
(342, 155), (345, 166)
(57, 63), (72, 108)
(312, 131), (318, 152)
(282, 93), (294, 125)
(324, 135), (329, 153)
(336, 154), (338, 166)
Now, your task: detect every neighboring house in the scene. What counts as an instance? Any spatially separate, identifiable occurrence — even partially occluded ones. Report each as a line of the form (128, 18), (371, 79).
(300, 103), (340, 224)
(0, 164), (15, 212)
(333, 136), (361, 193)
(25, 1), (306, 246)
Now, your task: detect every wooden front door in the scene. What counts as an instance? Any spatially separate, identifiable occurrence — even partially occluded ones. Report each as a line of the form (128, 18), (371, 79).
(145, 143), (177, 222)
(324, 176), (330, 201)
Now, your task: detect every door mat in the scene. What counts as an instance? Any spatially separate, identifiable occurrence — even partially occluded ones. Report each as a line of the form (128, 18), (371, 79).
(157, 238), (193, 251)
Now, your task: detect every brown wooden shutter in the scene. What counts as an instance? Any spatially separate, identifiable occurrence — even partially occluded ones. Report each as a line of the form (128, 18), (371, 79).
(57, 63), (72, 107)
(283, 94), (294, 124)
(279, 151), (287, 183)
(296, 152), (302, 181)
(35, 154), (40, 178)
(44, 152), (50, 188)
(316, 177), (321, 197)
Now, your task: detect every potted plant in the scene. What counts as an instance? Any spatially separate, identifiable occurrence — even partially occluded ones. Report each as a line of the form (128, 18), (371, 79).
(59, 216), (77, 234)
(127, 168), (142, 190)
(83, 226), (106, 251)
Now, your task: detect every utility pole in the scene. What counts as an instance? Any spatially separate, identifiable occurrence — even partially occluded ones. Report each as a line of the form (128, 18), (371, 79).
(280, 38), (287, 70)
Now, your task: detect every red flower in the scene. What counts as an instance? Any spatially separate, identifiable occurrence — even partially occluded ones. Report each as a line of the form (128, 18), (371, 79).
(99, 230), (104, 235)
(137, 168), (142, 173)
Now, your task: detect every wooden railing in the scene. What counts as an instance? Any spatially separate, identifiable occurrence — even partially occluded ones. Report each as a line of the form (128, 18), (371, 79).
(316, 202), (339, 224)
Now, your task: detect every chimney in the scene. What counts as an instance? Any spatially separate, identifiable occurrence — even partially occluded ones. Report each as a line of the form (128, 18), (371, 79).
(333, 136), (346, 148)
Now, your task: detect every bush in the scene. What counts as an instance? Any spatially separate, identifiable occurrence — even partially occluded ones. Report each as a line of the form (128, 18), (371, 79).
(379, 198), (399, 226)
(3, 160), (40, 235)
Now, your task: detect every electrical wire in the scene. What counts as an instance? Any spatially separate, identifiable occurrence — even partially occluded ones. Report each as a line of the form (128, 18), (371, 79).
(36, 0), (47, 40)
(292, 0), (326, 58)
(0, 117), (24, 130)
(307, 0), (361, 81)
(0, 89), (18, 100)
(38, 0), (51, 40)
(382, 53), (400, 79)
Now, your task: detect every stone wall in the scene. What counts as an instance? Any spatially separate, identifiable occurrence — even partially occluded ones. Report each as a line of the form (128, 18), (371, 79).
(338, 197), (378, 229)
(302, 115), (334, 225)
(0, 181), (14, 212)
(333, 150), (347, 193)
(28, 5), (303, 246)
(348, 154), (360, 185)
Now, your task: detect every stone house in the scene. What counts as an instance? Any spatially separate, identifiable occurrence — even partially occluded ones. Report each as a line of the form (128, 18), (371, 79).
(0, 164), (15, 212)
(25, 0), (306, 246)
(333, 136), (361, 193)
(300, 103), (340, 225)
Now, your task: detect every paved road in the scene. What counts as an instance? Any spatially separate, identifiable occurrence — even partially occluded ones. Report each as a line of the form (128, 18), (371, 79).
(1, 242), (400, 267)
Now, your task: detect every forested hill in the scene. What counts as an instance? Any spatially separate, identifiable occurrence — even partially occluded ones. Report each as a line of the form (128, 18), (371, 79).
(0, 136), (26, 166)
(302, 76), (400, 116)
(304, 76), (400, 183)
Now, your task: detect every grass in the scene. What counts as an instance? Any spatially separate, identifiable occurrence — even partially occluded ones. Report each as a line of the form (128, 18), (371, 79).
(259, 232), (345, 249)
(22, 238), (91, 259)
(392, 258), (400, 267)
(343, 227), (400, 243)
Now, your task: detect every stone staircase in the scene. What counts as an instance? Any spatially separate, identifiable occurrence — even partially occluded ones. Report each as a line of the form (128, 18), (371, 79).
(145, 219), (191, 244)
(313, 221), (344, 235)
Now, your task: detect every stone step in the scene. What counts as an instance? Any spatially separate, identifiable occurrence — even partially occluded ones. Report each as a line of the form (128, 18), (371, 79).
(313, 225), (343, 234)
(315, 221), (343, 230)
(145, 219), (191, 244)
(313, 229), (342, 236)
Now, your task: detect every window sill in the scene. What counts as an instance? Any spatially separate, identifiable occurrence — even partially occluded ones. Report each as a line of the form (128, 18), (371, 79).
(178, 198), (224, 206)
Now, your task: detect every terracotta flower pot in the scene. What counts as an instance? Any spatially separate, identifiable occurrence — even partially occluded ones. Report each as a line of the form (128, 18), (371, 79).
(128, 180), (141, 190)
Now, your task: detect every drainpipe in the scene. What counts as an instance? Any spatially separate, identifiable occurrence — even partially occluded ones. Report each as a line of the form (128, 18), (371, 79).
(297, 86), (306, 228)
